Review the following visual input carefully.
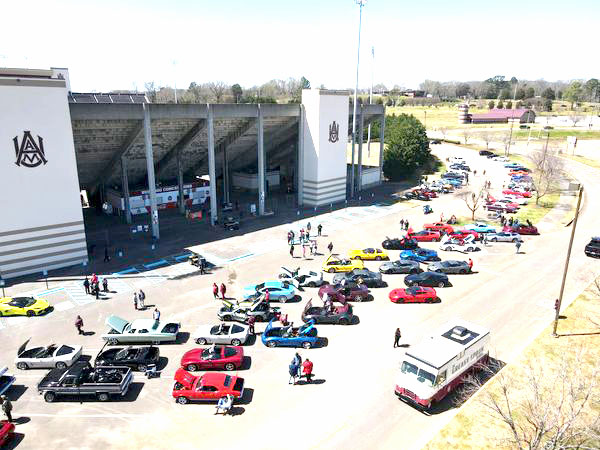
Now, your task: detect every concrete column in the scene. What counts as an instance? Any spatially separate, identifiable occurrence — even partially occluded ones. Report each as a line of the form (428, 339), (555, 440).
(297, 106), (304, 206)
(177, 147), (185, 214)
(120, 156), (132, 224)
(222, 145), (229, 204)
(357, 105), (364, 192)
(379, 109), (386, 184)
(257, 104), (266, 215)
(143, 104), (160, 239)
(207, 104), (218, 224)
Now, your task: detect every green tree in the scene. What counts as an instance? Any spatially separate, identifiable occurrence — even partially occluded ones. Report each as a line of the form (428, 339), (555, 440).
(231, 84), (243, 103)
(488, 100), (495, 109)
(584, 78), (599, 102)
(543, 98), (553, 111)
(563, 81), (583, 108)
(515, 88), (526, 100)
(498, 88), (511, 100)
(382, 114), (430, 181)
(526, 87), (535, 98)
(497, 100), (504, 109)
(456, 83), (471, 97)
(541, 88), (555, 100)
(505, 100), (512, 109)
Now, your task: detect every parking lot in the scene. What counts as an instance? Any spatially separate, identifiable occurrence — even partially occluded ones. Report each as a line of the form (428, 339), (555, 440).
(1, 144), (598, 450)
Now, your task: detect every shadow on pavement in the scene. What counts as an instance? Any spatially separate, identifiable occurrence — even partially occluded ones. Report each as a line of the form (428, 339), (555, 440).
(241, 356), (252, 370)
(157, 356), (169, 371)
(5, 385), (27, 401)
(238, 387), (254, 405)
(174, 332), (190, 345)
(296, 378), (326, 386)
(3, 432), (24, 449)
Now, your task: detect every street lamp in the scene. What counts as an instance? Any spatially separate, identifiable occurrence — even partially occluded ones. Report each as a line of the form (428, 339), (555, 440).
(350, 0), (366, 199)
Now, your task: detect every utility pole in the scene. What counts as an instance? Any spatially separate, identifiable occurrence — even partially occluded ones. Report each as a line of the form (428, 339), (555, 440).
(367, 46), (374, 158)
(506, 82), (518, 156)
(552, 186), (584, 337)
(350, 0), (366, 199)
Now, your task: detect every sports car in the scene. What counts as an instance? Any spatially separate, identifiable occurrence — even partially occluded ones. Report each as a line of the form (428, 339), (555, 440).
(485, 203), (518, 214)
(408, 230), (441, 242)
(0, 420), (14, 447)
(95, 345), (160, 371)
(503, 189), (532, 198)
(218, 298), (279, 323)
(0, 367), (15, 396)
(487, 231), (523, 243)
(241, 280), (296, 302)
(379, 259), (422, 275)
(404, 271), (450, 288)
(492, 199), (520, 209)
(278, 267), (326, 288)
(301, 299), (355, 325)
(448, 229), (481, 241)
(102, 316), (180, 345)
(427, 260), (472, 274)
(464, 222), (497, 233)
(439, 235), (480, 252)
(322, 255), (364, 273)
(261, 319), (319, 349)
(15, 339), (82, 370)
(381, 237), (419, 250)
(193, 323), (250, 346)
(389, 286), (440, 304)
(319, 282), (369, 303)
(423, 222), (454, 234)
(503, 224), (539, 235)
(0, 296), (51, 317)
(172, 369), (245, 405)
(332, 269), (384, 288)
(180, 345), (243, 372)
(399, 248), (441, 263)
(348, 248), (389, 261)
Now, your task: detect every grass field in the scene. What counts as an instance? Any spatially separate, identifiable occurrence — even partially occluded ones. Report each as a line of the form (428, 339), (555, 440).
(513, 129), (600, 140)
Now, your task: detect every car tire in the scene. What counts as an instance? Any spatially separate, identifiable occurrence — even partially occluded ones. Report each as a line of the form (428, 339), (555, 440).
(512, 238), (518, 243)
(223, 315), (232, 321)
(225, 363), (236, 371)
(97, 393), (110, 402)
(55, 361), (67, 370)
(445, 246), (452, 251)
(176, 396), (189, 405)
(307, 282), (316, 288)
(354, 295), (364, 302)
(280, 296), (287, 303)
(376, 256), (382, 261)
(302, 341), (312, 349)
(459, 269), (467, 274)
(44, 392), (56, 403)
(339, 318), (349, 326)
(491, 237), (497, 242)
(467, 247), (474, 252)
(266, 341), (277, 348)
(108, 338), (119, 345)
(196, 338), (208, 345)
(354, 256), (361, 260)
(231, 339), (242, 346)
(186, 364), (198, 372)
(138, 364), (147, 372)
(26, 310), (35, 317)
(16, 362), (28, 370)
(328, 268), (335, 274)
(438, 282), (445, 288)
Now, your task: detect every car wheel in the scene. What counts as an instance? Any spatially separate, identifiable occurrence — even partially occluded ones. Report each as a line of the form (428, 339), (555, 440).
(328, 268), (335, 273)
(223, 315), (232, 321)
(339, 318), (349, 325)
(196, 338), (208, 345)
(279, 296), (287, 303)
(467, 247), (474, 252)
(97, 393), (110, 402)
(224, 363), (236, 371)
(512, 238), (518, 243)
(16, 362), (28, 370)
(438, 281), (445, 288)
(55, 361), (67, 370)
(137, 364), (147, 372)
(108, 338), (119, 345)
(354, 256), (361, 260)
(44, 392), (56, 403)
(459, 269), (467, 274)
(176, 396), (189, 405)
(354, 295), (364, 302)
(231, 339), (242, 346)
(266, 341), (277, 348)
(491, 237), (497, 242)
(445, 246), (452, 251)
(375, 256), (382, 261)
(302, 341), (312, 349)
(26, 310), (35, 317)
(308, 282), (316, 288)
(186, 364), (198, 372)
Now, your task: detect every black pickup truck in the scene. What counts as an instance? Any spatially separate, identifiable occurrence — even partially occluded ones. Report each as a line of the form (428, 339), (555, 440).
(38, 361), (133, 402)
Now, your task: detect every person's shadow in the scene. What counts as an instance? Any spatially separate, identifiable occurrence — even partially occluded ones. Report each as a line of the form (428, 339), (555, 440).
(83, 331), (95, 336)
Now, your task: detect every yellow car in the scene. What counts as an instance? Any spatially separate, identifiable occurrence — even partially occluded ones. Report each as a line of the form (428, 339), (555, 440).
(322, 255), (365, 273)
(348, 248), (389, 261)
(0, 296), (51, 317)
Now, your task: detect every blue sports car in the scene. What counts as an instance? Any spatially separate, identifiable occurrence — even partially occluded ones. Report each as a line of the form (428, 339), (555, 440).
(261, 319), (319, 349)
(464, 222), (497, 233)
(399, 248), (441, 263)
(242, 280), (296, 303)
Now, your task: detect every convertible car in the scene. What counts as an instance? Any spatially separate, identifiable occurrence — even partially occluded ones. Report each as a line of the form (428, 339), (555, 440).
(318, 282), (369, 303)
(379, 259), (422, 275)
(218, 298), (279, 323)
(0, 296), (51, 317)
(262, 319), (319, 349)
(102, 316), (181, 345)
(95, 345), (160, 371)
(381, 237), (419, 250)
(348, 248), (389, 261)
(15, 339), (82, 370)
(389, 286), (440, 304)
(241, 280), (296, 302)
(278, 267), (327, 288)
(322, 255), (364, 273)
(404, 271), (450, 288)
(427, 260), (472, 274)
(180, 345), (244, 372)
(332, 269), (385, 288)
(399, 248), (441, 263)
(193, 323), (250, 346)
(301, 299), (355, 325)
(439, 235), (480, 252)
(172, 369), (245, 405)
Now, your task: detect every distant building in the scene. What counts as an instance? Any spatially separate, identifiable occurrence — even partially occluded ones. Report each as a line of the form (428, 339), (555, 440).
(469, 109), (536, 124)
(400, 89), (425, 98)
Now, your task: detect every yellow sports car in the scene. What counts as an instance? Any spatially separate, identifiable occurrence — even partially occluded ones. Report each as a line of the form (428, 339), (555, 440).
(322, 255), (364, 273)
(0, 296), (51, 317)
(348, 248), (389, 261)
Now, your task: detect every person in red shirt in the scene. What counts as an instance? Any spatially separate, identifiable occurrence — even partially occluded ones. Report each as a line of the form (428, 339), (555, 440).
(302, 359), (314, 383)
(213, 283), (219, 300)
(220, 283), (226, 299)
(264, 290), (270, 303)
(468, 258), (473, 270)
(247, 315), (256, 335)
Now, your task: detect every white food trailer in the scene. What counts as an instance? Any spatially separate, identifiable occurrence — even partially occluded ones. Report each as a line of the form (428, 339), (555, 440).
(395, 319), (490, 409)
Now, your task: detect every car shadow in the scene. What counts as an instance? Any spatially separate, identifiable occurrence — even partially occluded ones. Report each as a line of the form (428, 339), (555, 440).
(174, 332), (190, 345)
(244, 335), (257, 346)
(2, 432), (25, 449)
(296, 378), (326, 385)
(376, 282), (389, 288)
(6, 385), (27, 401)
(237, 387), (254, 405)
(240, 356), (252, 370)
(290, 295), (303, 303)
(157, 356), (169, 371)
(12, 417), (30, 425)
(118, 382), (145, 402)
(314, 337), (329, 348)
(228, 406), (246, 416)
(351, 316), (361, 325)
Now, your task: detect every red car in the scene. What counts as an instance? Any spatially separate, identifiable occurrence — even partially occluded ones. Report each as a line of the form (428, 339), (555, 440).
(503, 224), (539, 235)
(408, 230), (441, 242)
(503, 189), (532, 198)
(424, 222), (454, 234)
(318, 283), (369, 303)
(490, 199), (519, 209)
(421, 190), (437, 198)
(172, 369), (245, 405)
(449, 229), (480, 241)
(0, 420), (14, 447)
(389, 286), (440, 304)
(180, 345), (244, 372)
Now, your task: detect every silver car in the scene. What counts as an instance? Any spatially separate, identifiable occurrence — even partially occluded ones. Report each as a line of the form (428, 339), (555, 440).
(193, 323), (250, 346)
(427, 260), (472, 274)
(487, 232), (523, 243)
(379, 260), (422, 274)
(15, 339), (82, 370)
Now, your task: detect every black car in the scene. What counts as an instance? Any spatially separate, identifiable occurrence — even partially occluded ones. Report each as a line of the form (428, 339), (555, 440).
(379, 259), (422, 275)
(332, 269), (385, 288)
(585, 237), (600, 258)
(95, 346), (160, 371)
(382, 237), (419, 250)
(401, 191), (417, 200)
(404, 271), (450, 288)
(301, 299), (355, 325)
(430, 139), (441, 144)
(479, 150), (494, 156)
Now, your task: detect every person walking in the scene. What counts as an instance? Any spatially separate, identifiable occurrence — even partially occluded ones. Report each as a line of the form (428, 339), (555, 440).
(405, 220), (410, 231)
(287, 231), (292, 244)
(104, 247), (110, 263)
(327, 242), (333, 254)
(306, 222), (311, 233)
(91, 273), (98, 285)
(302, 243), (306, 259)
(220, 283), (227, 300)
(289, 360), (298, 385)
(302, 358), (314, 383)
(199, 258), (206, 275)
(0, 396), (13, 423)
(515, 241), (522, 254)
(133, 292), (139, 310)
(213, 283), (219, 300)
(75, 315), (84, 335)
(317, 224), (322, 236)
(247, 315), (256, 335)
(102, 277), (108, 293)
(483, 233), (488, 245)
(394, 327), (402, 348)
(400, 219), (405, 229)
(94, 283), (100, 300)
(468, 258), (473, 271)
(290, 244), (295, 258)
(83, 276), (90, 295)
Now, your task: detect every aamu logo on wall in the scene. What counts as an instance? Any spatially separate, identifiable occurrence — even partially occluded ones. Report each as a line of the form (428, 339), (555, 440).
(328, 121), (339, 143)
(13, 131), (48, 168)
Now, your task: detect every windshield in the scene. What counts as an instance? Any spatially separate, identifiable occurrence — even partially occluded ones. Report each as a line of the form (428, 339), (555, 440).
(401, 361), (436, 387)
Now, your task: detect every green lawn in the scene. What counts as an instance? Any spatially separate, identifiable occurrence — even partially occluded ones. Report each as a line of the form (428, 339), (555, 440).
(513, 191), (560, 224)
(513, 129), (600, 140)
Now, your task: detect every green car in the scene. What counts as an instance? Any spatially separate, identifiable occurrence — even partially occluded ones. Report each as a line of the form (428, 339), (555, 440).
(102, 315), (180, 345)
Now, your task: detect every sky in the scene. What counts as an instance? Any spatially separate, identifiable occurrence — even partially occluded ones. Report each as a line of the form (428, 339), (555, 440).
(1, 0), (599, 92)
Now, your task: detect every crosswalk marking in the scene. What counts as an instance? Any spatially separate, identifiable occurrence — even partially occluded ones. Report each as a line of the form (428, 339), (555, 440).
(65, 281), (95, 306)
(109, 275), (133, 295)
(4, 316), (29, 327)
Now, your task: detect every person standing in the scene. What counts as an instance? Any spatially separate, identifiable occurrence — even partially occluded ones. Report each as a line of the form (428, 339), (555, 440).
(327, 242), (333, 254)
(287, 231), (292, 244)
(400, 219), (405, 229)
(0, 396), (13, 423)
(247, 315), (256, 335)
(405, 220), (410, 231)
(153, 308), (161, 322)
(91, 273), (98, 285)
(289, 360), (298, 385)
(307, 222), (311, 233)
(220, 283), (226, 299)
(294, 352), (303, 379)
(394, 327), (402, 348)
(213, 283), (219, 300)
(102, 277), (108, 293)
(483, 233), (488, 245)
(317, 224), (322, 236)
(199, 258), (206, 275)
(290, 244), (295, 258)
(75, 315), (84, 335)
(133, 292), (139, 310)
(94, 283), (100, 300)
(302, 359), (314, 383)
(302, 243), (306, 259)
(83, 277), (90, 295)
(515, 241), (522, 254)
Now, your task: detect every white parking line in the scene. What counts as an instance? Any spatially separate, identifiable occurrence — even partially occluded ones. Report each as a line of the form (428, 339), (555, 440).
(18, 413), (144, 418)
(53, 301), (75, 311)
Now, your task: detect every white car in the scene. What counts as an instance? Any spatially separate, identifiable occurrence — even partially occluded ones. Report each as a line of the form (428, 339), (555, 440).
(15, 339), (82, 370)
(487, 232), (523, 243)
(440, 235), (480, 253)
(278, 267), (326, 288)
(503, 195), (528, 205)
(193, 323), (250, 346)
(493, 156), (509, 162)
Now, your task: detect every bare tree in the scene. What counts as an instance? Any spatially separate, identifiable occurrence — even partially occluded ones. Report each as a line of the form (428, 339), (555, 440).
(569, 114), (583, 127)
(144, 82), (158, 103)
(461, 351), (600, 450)
(208, 81), (227, 103)
(500, 132), (512, 156)
(459, 187), (487, 220)
(480, 131), (494, 149)
(529, 146), (564, 205)
(439, 127), (448, 140)
(461, 129), (472, 145)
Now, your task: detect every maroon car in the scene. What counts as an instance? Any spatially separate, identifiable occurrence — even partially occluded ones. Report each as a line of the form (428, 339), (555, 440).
(318, 282), (369, 303)
(503, 224), (539, 235)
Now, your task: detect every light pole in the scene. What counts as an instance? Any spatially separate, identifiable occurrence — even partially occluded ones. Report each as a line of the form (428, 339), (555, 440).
(350, 0), (366, 199)
(367, 46), (374, 157)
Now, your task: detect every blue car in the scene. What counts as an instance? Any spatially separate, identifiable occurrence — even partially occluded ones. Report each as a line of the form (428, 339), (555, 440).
(504, 162), (522, 168)
(464, 222), (497, 233)
(399, 248), (441, 263)
(261, 319), (319, 349)
(242, 280), (296, 303)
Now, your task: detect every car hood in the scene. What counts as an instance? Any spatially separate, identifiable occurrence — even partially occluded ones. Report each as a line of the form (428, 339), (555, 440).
(181, 348), (204, 362)
(105, 315), (129, 334)
(174, 368), (197, 390)
(17, 338), (31, 357)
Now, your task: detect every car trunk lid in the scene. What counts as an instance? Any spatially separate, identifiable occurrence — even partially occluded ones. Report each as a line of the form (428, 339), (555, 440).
(17, 338), (31, 357)
(105, 315), (129, 334)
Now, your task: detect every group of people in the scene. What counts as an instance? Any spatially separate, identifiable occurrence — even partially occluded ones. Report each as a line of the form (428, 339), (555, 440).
(399, 219), (410, 231)
(288, 352), (314, 384)
(133, 289), (147, 310)
(212, 282), (227, 300)
(83, 274), (107, 299)
(288, 222), (324, 259)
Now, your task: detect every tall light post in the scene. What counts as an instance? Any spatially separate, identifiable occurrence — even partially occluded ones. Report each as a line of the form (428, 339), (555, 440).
(350, 0), (366, 199)
(367, 46), (374, 158)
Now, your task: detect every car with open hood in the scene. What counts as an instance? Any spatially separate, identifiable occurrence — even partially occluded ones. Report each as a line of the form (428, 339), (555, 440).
(15, 339), (82, 370)
(332, 268), (385, 288)
(0, 296), (51, 317)
(217, 298), (279, 323)
(379, 259), (422, 275)
(101, 315), (180, 345)
(318, 282), (369, 303)
(193, 323), (250, 346)
(241, 280), (296, 302)
(301, 299), (355, 325)
(322, 255), (364, 273)
(439, 235), (481, 253)
(381, 236), (419, 250)
(172, 369), (245, 405)
(94, 345), (160, 371)
(261, 319), (319, 349)
(348, 247), (389, 261)
(278, 267), (327, 288)
(427, 260), (473, 274)
(0, 367), (15, 396)
(180, 345), (243, 372)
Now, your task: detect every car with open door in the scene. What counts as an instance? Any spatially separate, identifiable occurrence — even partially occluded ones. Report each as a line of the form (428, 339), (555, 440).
(15, 339), (82, 370)
(101, 316), (180, 345)
(261, 319), (319, 349)
(94, 345), (160, 372)
(301, 299), (355, 325)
